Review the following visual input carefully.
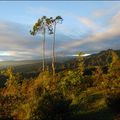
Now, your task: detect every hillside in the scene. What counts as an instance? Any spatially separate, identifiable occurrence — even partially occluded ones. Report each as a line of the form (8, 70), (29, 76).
(84, 49), (120, 66)
(0, 49), (119, 84)
(0, 49), (120, 120)
(1, 49), (119, 72)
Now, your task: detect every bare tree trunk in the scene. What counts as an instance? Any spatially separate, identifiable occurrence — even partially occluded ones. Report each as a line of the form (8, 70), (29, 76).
(52, 22), (56, 77)
(43, 29), (45, 72)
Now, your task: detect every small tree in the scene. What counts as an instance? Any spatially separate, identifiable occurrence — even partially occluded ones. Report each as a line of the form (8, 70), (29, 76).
(77, 52), (85, 75)
(1, 67), (21, 96)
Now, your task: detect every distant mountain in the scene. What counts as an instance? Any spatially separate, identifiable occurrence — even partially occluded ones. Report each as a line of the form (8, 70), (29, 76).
(0, 49), (120, 69)
(0, 60), (41, 68)
(84, 49), (120, 66)
(0, 56), (76, 71)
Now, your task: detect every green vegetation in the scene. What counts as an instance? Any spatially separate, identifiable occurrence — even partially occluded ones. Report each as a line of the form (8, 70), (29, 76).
(0, 49), (120, 120)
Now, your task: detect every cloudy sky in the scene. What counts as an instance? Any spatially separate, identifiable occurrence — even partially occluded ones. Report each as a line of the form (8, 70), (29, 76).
(0, 1), (120, 61)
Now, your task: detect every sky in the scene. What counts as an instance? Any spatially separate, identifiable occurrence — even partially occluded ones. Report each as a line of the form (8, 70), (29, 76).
(0, 1), (120, 61)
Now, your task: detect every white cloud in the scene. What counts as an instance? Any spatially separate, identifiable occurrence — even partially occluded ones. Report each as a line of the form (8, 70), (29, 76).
(93, 9), (112, 18)
(93, 3), (120, 18)
(0, 7), (120, 61)
(93, 10), (106, 18)
(79, 16), (101, 32)
(0, 20), (71, 60)
(58, 10), (120, 53)
(0, 21), (46, 60)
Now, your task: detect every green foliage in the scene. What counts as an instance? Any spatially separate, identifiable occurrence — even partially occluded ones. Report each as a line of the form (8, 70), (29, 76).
(105, 60), (120, 113)
(77, 52), (85, 75)
(30, 91), (72, 120)
(60, 70), (84, 97)
(85, 49), (119, 66)
(0, 67), (22, 96)
(0, 49), (120, 120)
(1, 67), (21, 86)
(106, 88), (120, 113)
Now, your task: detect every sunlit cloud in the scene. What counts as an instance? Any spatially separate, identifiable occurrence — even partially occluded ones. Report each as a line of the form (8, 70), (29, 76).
(79, 16), (101, 32)
(58, 10), (120, 54)
(0, 51), (12, 56)
(0, 2), (120, 61)
(93, 4), (120, 18)
(81, 54), (91, 57)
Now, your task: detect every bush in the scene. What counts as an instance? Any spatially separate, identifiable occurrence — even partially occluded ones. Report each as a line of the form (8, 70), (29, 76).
(59, 70), (83, 97)
(30, 91), (72, 120)
(106, 88), (120, 113)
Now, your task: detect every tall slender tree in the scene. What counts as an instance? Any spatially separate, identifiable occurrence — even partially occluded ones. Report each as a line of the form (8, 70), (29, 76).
(30, 16), (47, 72)
(50, 16), (63, 76)
(30, 16), (63, 75)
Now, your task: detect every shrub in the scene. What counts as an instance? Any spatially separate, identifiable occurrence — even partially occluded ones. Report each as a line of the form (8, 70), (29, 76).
(59, 70), (83, 97)
(30, 91), (72, 120)
(106, 88), (120, 113)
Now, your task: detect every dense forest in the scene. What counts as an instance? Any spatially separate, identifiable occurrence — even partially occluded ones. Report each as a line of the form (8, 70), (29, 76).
(0, 49), (120, 120)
